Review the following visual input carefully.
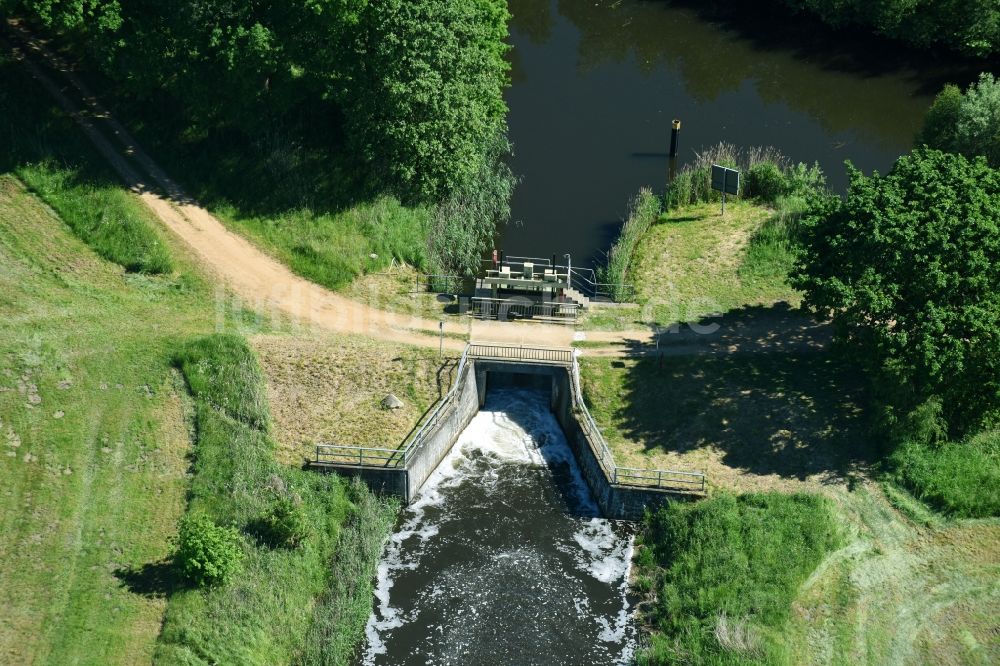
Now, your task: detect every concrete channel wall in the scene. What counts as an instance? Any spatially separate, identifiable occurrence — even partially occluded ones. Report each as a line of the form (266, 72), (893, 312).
(550, 368), (674, 520)
(316, 350), (685, 520)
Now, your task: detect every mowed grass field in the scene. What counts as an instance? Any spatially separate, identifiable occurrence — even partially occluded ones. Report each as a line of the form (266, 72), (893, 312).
(0, 174), (219, 663)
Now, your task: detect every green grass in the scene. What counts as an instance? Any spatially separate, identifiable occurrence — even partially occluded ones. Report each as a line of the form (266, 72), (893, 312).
(636, 493), (841, 665)
(0, 173), (217, 664)
(601, 188), (660, 300)
(889, 431), (1000, 518)
(210, 197), (431, 291)
(578, 352), (873, 490)
(18, 163), (173, 274)
(627, 201), (802, 328)
(157, 334), (396, 665)
(1, 51), (172, 276)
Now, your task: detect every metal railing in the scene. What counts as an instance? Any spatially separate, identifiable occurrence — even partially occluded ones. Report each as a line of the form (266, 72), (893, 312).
(570, 357), (705, 493)
(468, 343), (574, 365)
(315, 343), (705, 493)
(569, 266), (637, 303)
(481, 257), (635, 303)
(315, 346), (472, 468)
(471, 297), (580, 324)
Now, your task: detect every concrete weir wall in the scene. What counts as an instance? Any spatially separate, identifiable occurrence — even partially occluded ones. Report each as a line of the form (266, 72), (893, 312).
(322, 355), (675, 520)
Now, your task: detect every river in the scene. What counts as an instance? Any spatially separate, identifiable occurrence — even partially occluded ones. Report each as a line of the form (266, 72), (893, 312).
(502, 0), (979, 267)
(359, 386), (637, 665)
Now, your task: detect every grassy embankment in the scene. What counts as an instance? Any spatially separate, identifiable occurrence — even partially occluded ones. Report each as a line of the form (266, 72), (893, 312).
(96, 70), (433, 293)
(634, 494), (841, 665)
(587, 146), (999, 663)
(160, 334), (396, 665)
(582, 198), (803, 331)
(0, 54), (432, 664)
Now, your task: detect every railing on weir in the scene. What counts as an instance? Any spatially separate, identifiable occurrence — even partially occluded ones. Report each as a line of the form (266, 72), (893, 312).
(467, 343), (575, 365)
(470, 297), (580, 324)
(314, 343), (706, 494)
(315, 345), (472, 468)
(483, 256), (636, 303)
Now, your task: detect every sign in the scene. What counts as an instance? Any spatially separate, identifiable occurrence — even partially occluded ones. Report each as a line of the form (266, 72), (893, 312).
(711, 165), (740, 195)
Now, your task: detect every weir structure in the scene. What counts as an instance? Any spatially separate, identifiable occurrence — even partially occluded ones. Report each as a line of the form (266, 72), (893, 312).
(311, 343), (705, 520)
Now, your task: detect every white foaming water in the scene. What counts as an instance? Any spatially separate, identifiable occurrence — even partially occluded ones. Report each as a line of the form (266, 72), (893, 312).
(361, 388), (636, 665)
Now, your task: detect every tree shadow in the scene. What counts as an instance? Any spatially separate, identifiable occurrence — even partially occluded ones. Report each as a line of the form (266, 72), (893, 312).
(604, 305), (878, 484)
(114, 559), (186, 599)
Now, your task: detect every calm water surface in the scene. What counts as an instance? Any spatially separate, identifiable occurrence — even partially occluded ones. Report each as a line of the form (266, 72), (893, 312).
(503, 0), (973, 266)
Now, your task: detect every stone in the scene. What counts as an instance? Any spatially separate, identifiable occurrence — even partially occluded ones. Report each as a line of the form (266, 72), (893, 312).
(381, 393), (404, 410)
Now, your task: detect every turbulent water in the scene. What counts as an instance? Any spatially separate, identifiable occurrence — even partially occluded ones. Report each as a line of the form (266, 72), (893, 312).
(358, 387), (637, 666)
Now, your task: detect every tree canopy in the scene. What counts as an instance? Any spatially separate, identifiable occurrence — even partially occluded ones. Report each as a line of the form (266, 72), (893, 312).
(920, 73), (1000, 169)
(793, 148), (1000, 433)
(778, 0), (1000, 56)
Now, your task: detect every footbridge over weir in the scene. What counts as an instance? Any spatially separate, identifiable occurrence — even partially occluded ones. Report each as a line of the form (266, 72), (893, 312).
(311, 343), (705, 520)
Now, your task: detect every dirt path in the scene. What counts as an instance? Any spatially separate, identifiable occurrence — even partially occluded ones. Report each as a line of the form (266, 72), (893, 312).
(6, 21), (577, 351)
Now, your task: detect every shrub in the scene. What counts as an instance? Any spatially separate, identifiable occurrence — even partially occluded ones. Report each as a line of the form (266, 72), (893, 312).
(260, 489), (312, 548)
(744, 161), (788, 202)
(890, 431), (1000, 518)
(176, 513), (245, 587)
(664, 144), (824, 211)
(793, 149), (1000, 434)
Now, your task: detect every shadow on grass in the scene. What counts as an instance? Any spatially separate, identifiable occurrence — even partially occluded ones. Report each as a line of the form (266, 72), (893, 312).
(115, 560), (186, 599)
(584, 304), (879, 484)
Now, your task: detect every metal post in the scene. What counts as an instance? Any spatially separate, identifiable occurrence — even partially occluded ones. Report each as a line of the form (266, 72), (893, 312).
(564, 253), (572, 290)
(669, 119), (681, 158)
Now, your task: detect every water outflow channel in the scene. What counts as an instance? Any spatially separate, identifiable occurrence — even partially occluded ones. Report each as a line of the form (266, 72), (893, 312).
(359, 384), (637, 665)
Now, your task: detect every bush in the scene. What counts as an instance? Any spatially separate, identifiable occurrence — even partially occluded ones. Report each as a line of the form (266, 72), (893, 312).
(260, 489), (312, 548)
(890, 431), (1000, 518)
(920, 73), (1000, 168)
(664, 143), (824, 211)
(794, 148), (1000, 434)
(637, 493), (841, 664)
(176, 514), (245, 587)
(744, 162), (788, 202)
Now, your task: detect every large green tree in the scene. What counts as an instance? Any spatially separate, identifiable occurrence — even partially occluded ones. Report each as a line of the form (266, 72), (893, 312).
(342, 0), (511, 204)
(793, 148), (1000, 432)
(920, 73), (1000, 169)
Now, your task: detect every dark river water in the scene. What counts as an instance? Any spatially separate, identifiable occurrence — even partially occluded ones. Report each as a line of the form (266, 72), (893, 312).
(501, 0), (977, 267)
(359, 388), (637, 665)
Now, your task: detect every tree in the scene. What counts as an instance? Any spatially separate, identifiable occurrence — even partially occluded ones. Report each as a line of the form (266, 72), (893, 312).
(176, 513), (245, 587)
(921, 74), (1000, 168)
(428, 130), (516, 275)
(343, 0), (511, 204)
(793, 149), (1000, 433)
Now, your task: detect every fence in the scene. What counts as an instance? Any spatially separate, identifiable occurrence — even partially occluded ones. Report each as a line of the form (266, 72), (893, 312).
(570, 356), (705, 493)
(315, 346), (472, 468)
(470, 297), (580, 324)
(467, 343), (574, 365)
